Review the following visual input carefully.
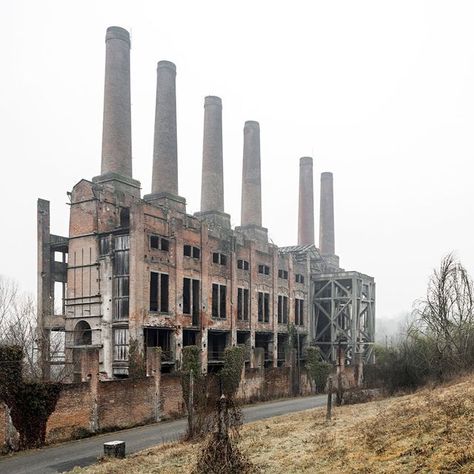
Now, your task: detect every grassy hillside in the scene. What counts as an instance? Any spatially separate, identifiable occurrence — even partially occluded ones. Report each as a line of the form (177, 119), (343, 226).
(70, 376), (474, 473)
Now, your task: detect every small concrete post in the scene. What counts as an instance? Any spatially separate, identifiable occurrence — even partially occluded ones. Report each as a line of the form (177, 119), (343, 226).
(151, 61), (178, 195)
(241, 121), (262, 227)
(298, 157), (315, 246)
(319, 172), (335, 255)
(104, 440), (126, 459)
(201, 96), (224, 213)
(101, 26), (132, 178)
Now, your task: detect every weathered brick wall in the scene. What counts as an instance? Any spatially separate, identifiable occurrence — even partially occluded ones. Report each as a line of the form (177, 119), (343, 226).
(46, 382), (92, 443)
(97, 378), (156, 430)
(161, 373), (184, 419)
(1, 366), (313, 453)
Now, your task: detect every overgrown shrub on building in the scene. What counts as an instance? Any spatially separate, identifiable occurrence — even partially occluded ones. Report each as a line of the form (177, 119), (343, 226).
(128, 338), (147, 378)
(305, 346), (331, 393)
(181, 345), (209, 438)
(0, 345), (62, 449)
(194, 345), (254, 474)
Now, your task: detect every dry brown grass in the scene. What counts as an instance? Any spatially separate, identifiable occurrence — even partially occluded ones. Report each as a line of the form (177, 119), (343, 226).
(69, 375), (474, 473)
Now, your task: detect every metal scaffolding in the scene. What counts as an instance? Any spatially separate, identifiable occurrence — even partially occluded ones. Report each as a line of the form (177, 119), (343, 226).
(312, 271), (375, 364)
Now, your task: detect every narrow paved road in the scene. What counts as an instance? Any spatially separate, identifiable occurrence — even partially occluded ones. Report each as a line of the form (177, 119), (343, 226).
(0, 395), (325, 474)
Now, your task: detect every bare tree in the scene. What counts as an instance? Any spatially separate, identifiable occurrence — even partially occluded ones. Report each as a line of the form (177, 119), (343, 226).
(415, 253), (474, 374)
(0, 275), (66, 382)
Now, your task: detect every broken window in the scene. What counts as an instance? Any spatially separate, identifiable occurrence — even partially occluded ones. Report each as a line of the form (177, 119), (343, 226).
(119, 208), (130, 228)
(184, 244), (200, 259)
(113, 327), (129, 361)
(295, 274), (305, 284)
(150, 235), (170, 251)
(258, 264), (270, 276)
(149, 272), (169, 312)
(212, 283), (227, 319)
(258, 292), (270, 322)
(237, 259), (249, 270)
(295, 298), (304, 325)
(183, 277), (200, 324)
(278, 269), (288, 280)
(212, 252), (227, 265)
(278, 295), (288, 324)
(237, 288), (249, 321)
(114, 276), (129, 321)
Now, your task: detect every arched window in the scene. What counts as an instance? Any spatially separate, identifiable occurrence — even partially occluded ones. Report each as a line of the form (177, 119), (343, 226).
(74, 320), (92, 346)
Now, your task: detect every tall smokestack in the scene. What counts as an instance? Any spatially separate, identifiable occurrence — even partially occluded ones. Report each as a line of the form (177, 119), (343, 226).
(200, 96), (224, 212)
(101, 26), (132, 178)
(241, 121), (262, 227)
(298, 157), (314, 246)
(319, 172), (335, 255)
(151, 61), (178, 195)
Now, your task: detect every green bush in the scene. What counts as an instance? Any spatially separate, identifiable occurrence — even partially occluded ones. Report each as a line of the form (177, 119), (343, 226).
(305, 346), (331, 393)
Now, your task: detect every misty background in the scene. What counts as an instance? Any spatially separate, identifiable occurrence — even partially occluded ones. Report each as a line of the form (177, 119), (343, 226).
(1, 1), (473, 339)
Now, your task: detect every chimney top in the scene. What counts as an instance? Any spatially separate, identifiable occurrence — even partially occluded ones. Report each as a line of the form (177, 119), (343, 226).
(245, 120), (259, 128)
(157, 60), (176, 72)
(300, 156), (313, 166)
(204, 96), (222, 107)
(105, 26), (130, 45)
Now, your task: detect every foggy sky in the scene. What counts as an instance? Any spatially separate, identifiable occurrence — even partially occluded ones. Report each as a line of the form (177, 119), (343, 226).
(1, 0), (474, 322)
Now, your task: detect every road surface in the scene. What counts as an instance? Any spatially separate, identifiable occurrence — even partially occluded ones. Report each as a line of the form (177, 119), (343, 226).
(0, 394), (325, 474)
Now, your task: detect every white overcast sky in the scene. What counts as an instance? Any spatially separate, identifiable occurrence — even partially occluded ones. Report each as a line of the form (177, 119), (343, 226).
(1, 0), (474, 322)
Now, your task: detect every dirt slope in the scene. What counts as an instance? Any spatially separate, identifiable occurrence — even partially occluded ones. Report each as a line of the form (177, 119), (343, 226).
(69, 376), (474, 473)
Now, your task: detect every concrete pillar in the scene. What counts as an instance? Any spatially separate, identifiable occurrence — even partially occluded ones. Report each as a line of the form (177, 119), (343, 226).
(241, 121), (262, 227)
(200, 96), (224, 213)
(37, 199), (51, 381)
(151, 61), (178, 195)
(298, 157), (315, 246)
(319, 172), (335, 255)
(101, 26), (132, 178)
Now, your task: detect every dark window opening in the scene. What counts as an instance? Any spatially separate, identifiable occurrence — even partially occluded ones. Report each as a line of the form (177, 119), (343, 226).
(184, 244), (200, 259)
(119, 208), (130, 228)
(150, 235), (169, 251)
(278, 269), (288, 280)
(258, 292), (270, 322)
(144, 328), (174, 367)
(183, 278), (200, 325)
(295, 298), (304, 325)
(208, 331), (228, 362)
(237, 288), (249, 321)
(258, 264), (270, 275)
(278, 295), (288, 324)
(74, 320), (92, 346)
(295, 274), (305, 284)
(149, 272), (169, 312)
(212, 252), (227, 265)
(237, 259), (249, 270)
(183, 330), (197, 347)
(212, 283), (227, 319)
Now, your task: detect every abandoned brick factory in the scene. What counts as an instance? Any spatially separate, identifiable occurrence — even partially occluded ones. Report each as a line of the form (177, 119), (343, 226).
(37, 26), (375, 383)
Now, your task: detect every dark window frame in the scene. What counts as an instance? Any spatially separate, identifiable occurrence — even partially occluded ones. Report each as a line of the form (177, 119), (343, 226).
(149, 271), (169, 313)
(212, 283), (227, 319)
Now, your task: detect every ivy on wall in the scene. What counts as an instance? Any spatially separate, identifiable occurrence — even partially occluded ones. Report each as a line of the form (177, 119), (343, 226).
(0, 346), (62, 449)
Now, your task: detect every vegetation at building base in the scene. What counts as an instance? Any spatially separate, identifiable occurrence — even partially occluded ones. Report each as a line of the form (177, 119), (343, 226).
(0, 345), (62, 449)
(366, 253), (474, 393)
(180, 345), (209, 439)
(127, 338), (147, 378)
(305, 346), (331, 393)
(194, 345), (254, 474)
